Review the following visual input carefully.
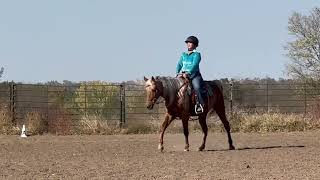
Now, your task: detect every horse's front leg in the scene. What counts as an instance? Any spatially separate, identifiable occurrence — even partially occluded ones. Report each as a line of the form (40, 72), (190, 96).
(158, 113), (174, 152)
(181, 116), (190, 151)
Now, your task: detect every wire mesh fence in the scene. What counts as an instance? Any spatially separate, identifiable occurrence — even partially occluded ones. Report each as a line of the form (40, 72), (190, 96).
(0, 81), (320, 128)
(230, 82), (319, 114)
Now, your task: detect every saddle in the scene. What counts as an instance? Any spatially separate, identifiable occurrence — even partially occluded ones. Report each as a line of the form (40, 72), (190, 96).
(187, 83), (212, 105)
(179, 76), (213, 114)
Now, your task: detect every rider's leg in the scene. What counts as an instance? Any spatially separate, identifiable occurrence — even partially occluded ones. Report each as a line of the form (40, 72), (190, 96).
(192, 75), (205, 113)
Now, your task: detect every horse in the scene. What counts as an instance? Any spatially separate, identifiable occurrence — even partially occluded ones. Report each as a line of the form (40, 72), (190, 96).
(144, 76), (235, 152)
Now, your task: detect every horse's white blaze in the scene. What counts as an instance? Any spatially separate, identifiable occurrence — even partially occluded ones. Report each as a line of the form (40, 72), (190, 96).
(145, 80), (152, 87)
(145, 79), (156, 91)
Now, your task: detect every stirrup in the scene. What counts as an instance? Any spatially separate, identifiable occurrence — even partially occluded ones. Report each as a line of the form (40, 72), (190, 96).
(195, 104), (204, 114)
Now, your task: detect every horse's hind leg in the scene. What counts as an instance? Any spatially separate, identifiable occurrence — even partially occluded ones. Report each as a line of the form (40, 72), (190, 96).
(198, 114), (208, 151)
(159, 113), (174, 152)
(216, 109), (235, 150)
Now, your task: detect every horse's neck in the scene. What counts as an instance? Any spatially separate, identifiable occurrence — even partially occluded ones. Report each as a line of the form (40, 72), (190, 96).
(159, 77), (183, 108)
(162, 87), (175, 108)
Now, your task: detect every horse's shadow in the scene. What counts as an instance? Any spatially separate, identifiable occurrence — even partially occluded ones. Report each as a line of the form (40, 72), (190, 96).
(205, 145), (305, 152)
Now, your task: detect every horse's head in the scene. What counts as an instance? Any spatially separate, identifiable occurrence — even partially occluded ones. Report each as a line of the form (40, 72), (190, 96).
(144, 76), (162, 110)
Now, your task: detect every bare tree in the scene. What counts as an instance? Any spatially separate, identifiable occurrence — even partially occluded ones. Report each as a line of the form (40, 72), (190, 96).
(286, 7), (320, 82)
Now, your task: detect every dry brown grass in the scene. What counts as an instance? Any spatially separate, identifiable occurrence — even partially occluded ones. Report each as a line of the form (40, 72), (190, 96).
(74, 114), (123, 135)
(25, 110), (46, 135)
(116, 111), (320, 134)
(0, 105), (19, 135)
(1, 108), (320, 135)
(229, 110), (320, 133)
(308, 97), (320, 122)
(47, 107), (73, 135)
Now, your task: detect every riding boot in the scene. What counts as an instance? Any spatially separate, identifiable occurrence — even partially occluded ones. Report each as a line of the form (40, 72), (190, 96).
(195, 95), (204, 114)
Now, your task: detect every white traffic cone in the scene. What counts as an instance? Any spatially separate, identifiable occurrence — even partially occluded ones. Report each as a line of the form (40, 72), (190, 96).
(20, 124), (27, 138)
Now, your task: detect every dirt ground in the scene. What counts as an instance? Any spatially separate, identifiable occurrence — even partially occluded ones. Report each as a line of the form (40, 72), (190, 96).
(0, 132), (320, 180)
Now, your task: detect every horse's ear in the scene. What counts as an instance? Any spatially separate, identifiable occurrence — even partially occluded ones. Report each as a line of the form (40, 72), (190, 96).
(151, 76), (155, 82)
(144, 76), (148, 82)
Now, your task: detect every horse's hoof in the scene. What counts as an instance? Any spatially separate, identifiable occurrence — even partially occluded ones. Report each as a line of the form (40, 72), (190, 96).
(229, 145), (235, 150)
(198, 145), (205, 151)
(158, 144), (164, 152)
(184, 145), (189, 152)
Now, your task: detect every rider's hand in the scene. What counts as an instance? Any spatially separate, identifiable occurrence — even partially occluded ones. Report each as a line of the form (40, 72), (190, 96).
(182, 73), (189, 79)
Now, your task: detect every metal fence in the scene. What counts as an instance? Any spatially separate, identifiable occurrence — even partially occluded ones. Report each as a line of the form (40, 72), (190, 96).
(229, 82), (320, 114)
(0, 81), (320, 127)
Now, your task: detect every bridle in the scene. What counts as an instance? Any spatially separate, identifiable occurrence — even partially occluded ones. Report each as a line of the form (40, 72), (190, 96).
(147, 82), (162, 106)
(151, 87), (160, 105)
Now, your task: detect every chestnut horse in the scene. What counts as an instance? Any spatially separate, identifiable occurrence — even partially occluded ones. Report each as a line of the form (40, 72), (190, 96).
(144, 76), (235, 152)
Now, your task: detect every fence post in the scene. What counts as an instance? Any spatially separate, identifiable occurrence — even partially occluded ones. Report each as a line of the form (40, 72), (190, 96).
(9, 81), (16, 125)
(229, 82), (233, 114)
(120, 83), (124, 128)
(304, 82), (307, 116)
(122, 83), (126, 125)
(119, 82), (126, 127)
(47, 85), (49, 123)
(267, 81), (269, 113)
(84, 82), (87, 116)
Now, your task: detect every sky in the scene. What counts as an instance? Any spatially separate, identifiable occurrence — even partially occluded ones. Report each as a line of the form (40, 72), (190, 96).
(0, 0), (319, 83)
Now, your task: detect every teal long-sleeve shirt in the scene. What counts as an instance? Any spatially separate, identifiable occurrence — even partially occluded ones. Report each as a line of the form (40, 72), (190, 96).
(176, 51), (201, 78)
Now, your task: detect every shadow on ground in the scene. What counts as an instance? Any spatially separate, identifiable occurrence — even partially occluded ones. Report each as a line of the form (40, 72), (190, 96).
(205, 145), (305, 152)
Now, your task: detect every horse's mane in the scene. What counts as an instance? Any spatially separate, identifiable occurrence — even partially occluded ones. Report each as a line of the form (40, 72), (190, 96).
(155, 76), (184, 90)
(155, 76), (185, 107)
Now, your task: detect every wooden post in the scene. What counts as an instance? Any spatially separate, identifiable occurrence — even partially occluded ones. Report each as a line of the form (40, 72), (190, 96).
(123, 83), (126, 125)
(9, 81), (16, 125)
(229, 82), (233, 114)
(84, 82), (87, 116)
(304, 82), (307, 116)
(267, 81), (269, 113)
(120, 83), (124, 128)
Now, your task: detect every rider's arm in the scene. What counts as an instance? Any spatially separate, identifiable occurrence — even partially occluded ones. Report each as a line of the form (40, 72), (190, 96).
(189, 52), (201, 75)
(176, 54), (183, 74)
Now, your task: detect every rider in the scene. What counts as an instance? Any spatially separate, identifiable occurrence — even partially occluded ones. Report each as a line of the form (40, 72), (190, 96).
(176, 36), (206, 114)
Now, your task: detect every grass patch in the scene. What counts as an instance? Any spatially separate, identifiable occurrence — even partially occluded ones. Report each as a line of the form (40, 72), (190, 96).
(74, 114), (123, 135)
(25, 111), (46, 135)
(230, 111), (320, 133)
(1, 108), (320, 135)
(0, 106), (19, 135)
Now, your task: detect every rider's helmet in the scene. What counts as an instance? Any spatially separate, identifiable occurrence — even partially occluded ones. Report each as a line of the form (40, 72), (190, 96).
(185, 36), (199, 47)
